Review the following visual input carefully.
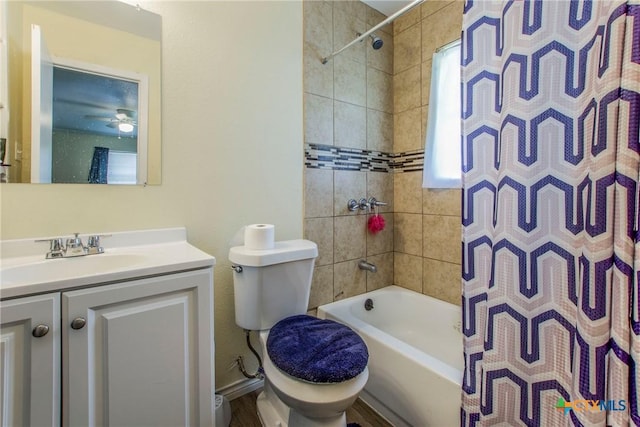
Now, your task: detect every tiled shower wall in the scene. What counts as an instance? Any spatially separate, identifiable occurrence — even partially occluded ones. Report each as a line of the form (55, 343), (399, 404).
(392, 1), (463, 305)
(303, 0), (395, 309)
(303, 0), (464, 308)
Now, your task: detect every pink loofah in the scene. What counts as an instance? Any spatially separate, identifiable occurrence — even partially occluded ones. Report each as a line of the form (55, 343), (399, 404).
(367, 214), (385, 234)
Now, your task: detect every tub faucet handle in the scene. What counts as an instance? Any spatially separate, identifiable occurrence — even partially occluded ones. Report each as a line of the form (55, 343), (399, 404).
(368, 197), (387, 209)
(348, 198), (370, 212)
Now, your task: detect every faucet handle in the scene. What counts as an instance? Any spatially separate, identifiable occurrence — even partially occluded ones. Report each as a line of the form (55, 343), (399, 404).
(50, 238), (64, 253)
(347, 198), (370, 212)
(87, 235), (100, 248)
(86, 234), (110, 254)
(35, 237), (65, 258)
(368, 197), (387, 208)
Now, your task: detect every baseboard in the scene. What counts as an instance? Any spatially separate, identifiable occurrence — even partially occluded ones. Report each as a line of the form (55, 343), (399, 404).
(215, 377), (264, 401)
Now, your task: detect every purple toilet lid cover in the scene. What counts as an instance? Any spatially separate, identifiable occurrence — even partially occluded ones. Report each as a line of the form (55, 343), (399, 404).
(266, 314), (368, 383)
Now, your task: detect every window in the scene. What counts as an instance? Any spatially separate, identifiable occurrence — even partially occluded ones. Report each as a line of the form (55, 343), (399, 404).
(107, 151), (137, 184)
(422, 39), (461, 188)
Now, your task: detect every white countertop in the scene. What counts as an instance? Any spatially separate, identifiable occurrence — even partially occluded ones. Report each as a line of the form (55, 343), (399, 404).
(0, 228), (216, 299)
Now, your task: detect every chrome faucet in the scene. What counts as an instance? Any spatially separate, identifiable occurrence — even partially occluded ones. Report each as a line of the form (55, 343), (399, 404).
(65, 233), (86, 256)
(358, 259), (377, 273)
(36, 233), (107, 259)
(347, 197), (388, 212)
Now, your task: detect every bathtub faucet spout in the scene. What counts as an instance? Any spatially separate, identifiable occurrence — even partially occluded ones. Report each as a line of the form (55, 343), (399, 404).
(358, 259), (377, 273)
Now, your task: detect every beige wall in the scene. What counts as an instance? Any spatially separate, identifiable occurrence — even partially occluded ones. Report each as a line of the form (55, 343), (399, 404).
(303, 0), (395, 309)
(1, 1), (303, 391)
(393, 1), (463, 305)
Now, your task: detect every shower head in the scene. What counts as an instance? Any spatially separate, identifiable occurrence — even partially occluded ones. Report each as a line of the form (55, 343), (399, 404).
(370, 34), (383, 50)
(356, 32), (384, 51)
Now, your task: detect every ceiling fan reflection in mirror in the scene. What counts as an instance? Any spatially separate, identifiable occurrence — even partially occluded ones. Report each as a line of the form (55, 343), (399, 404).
(85, 108), (137, 138)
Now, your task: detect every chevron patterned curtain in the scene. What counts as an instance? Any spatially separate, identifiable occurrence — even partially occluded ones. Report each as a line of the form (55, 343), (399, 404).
(461, 1), (640, 426)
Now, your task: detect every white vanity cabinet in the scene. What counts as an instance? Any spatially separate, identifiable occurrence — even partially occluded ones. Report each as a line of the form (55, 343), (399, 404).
(62, 268), (214, 427)
(1, 228), (216, 427)
(1, 268), (214, 427)
(0, 293), (61, 427)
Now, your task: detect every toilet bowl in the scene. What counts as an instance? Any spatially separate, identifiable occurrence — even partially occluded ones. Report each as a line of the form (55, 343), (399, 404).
(257, 330), (369, 427)
(229, 238), (369, 427)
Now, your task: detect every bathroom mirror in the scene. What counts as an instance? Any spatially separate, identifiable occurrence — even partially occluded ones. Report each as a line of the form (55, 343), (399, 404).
(3, 0), (161, 184)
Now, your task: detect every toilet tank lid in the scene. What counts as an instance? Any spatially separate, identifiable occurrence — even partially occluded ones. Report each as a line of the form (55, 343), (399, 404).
(229, 239), (318, 267)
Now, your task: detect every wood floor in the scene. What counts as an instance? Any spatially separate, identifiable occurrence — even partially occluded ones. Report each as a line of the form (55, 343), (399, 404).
(229, 390), (393, 427)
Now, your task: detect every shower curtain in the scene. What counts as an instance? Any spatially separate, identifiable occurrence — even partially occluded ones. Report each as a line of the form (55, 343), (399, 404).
(461, 1), (639, 426)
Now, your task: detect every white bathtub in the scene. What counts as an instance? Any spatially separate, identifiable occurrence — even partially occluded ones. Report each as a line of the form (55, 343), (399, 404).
(317, 285), (463, 427)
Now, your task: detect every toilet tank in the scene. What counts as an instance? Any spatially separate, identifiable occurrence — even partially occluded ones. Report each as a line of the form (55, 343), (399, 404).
(229, 239), (318, 330)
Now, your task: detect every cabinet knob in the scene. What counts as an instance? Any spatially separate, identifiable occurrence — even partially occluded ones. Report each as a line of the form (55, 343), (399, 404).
(32, 324), (50, 338)
(70, 317), (86, 330)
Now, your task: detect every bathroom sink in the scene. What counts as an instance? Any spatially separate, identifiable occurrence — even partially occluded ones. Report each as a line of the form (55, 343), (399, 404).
(1, 253), (150, 287)
(0, 228), (216, 299)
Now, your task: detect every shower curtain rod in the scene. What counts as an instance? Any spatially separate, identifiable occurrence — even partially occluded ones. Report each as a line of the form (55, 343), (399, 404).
(321, 0), (426, 64)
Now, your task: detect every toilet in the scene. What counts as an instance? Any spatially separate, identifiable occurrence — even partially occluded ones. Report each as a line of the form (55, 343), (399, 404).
(229, 239), (369, 427)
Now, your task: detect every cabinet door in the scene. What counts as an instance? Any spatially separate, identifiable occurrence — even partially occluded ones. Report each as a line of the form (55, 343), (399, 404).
(62, 269), (214, 427)
(0, 293), (60, 427)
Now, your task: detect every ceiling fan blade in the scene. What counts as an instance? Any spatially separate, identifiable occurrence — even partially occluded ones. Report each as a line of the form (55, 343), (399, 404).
(59, 98), (113, 110)
(116, 108), (137, 119)
(106, 122), (119, 129)
(115, 113), (128, 120)
(85, 115), (115, 122)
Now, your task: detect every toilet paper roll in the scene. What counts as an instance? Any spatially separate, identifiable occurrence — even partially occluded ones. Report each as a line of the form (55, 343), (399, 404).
(244, 224), (275, 250)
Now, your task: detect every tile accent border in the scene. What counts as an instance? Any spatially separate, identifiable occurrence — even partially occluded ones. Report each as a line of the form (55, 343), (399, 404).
(305, 143), (424, 173)
(392, 149), (424, 172)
